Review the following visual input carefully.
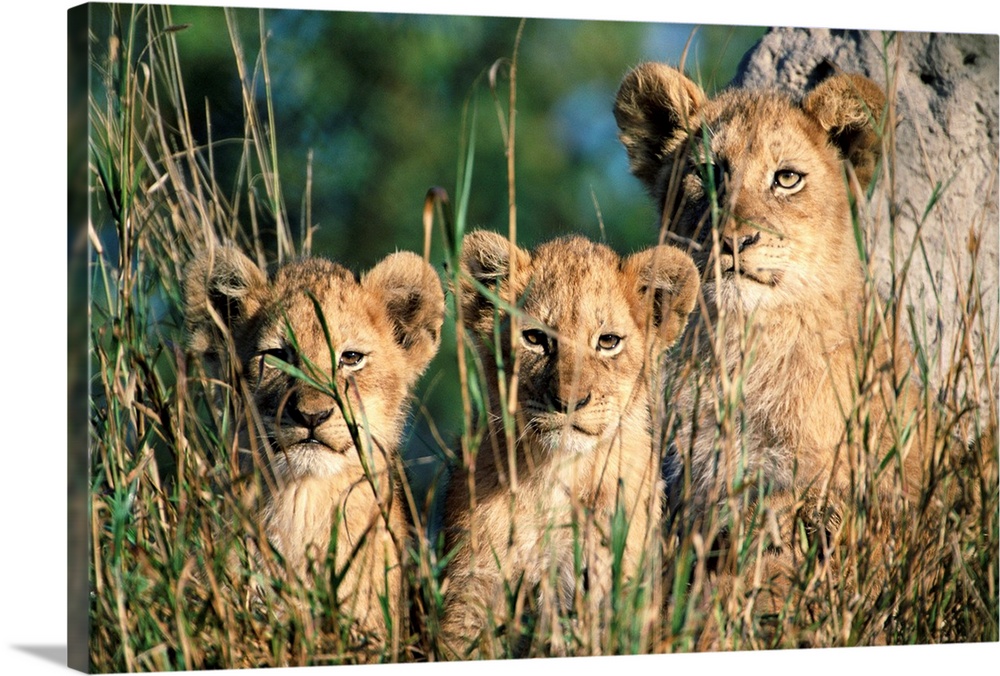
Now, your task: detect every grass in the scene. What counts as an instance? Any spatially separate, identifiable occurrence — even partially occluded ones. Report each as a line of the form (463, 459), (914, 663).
(83, 5), (998, 671)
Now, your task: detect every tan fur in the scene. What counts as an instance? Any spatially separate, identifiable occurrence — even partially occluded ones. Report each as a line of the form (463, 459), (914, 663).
(615, 65), (933, 628)
(185, 245), (444, 647)
(438, 232), (698, 657)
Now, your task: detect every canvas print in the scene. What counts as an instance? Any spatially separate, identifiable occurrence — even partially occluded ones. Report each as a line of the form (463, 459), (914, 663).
(72, 2), (999, 671)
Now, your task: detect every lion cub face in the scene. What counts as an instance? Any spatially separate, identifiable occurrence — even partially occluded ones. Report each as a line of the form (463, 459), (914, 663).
(185, 246), (445, 477)
(460, 232), (698, 454)
(615, 64), (885, 313)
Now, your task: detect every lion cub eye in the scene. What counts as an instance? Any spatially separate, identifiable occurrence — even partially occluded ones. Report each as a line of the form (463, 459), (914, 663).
(596, 333), (624, 354)
(694, 161), (726, 193)
(339, 351), (367, 369)
(773, 169), (804, 192)
(256, 346), (294, 384)
(260, 346), (293, 367)
(521, 329), (550, 352)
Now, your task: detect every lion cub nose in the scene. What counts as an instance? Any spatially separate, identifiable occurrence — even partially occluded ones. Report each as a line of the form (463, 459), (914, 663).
(548, 391), (592, 414)
(288, 406), (333, 431)
(720, 231), (760, 256)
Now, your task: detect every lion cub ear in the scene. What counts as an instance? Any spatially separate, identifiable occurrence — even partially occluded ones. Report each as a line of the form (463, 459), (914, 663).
(363, 251), (446, 374)
(802, 74), (886, 190)
(458, 230), (532, 334)
(622, 245), (699, 348)
(614, 62), (707, 193)
(185, 245), (269, 358)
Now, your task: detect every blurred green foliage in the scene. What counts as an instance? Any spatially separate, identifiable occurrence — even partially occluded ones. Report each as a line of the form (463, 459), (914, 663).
(145, 6), (763, 260)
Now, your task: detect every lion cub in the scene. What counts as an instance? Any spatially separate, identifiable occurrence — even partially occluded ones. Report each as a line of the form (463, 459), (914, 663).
(615, 64), (931, 618)
(185, 245), (444, 648)
(438, 232), (698, 657)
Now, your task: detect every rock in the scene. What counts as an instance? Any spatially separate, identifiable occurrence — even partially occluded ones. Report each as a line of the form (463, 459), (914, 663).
(735, 28), (998, 416)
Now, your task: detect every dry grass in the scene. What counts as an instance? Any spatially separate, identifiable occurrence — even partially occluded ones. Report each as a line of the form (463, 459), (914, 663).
(85, 6), (998, 671)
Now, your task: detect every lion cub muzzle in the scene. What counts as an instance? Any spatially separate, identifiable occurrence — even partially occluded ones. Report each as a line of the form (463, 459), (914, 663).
(521, 330), (596, 416)
(548, 390), (592, 415)
(285, 402), (333, 435)
(718, 227), (772, 284)
(279, 387), (339, 444)
(720, 230), (760, 258)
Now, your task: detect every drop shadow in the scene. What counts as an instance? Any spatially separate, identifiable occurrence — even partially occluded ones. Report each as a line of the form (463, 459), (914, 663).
(12, 645), (66, 667)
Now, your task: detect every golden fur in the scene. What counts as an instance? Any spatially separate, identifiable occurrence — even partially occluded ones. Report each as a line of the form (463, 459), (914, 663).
(185, 245), (444, 647)
(438, 232), (698, 657)
(615, 64), (933, 628)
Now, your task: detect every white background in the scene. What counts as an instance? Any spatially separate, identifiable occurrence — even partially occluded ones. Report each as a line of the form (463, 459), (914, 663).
(4, 1), (997, 674)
